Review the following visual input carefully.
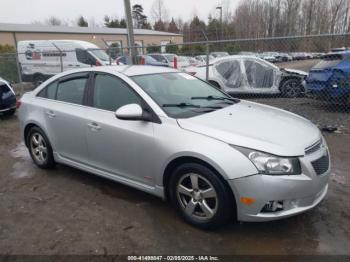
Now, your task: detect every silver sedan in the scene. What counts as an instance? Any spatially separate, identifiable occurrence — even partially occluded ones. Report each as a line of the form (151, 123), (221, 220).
(18, 66), (330, 229)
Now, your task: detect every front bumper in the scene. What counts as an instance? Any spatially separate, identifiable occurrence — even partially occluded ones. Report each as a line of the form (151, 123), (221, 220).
(229, 146), (330, 222)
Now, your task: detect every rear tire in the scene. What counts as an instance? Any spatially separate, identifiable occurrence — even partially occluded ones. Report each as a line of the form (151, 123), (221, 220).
(27, 127), (55, 169)
(169, 163), (234, 230)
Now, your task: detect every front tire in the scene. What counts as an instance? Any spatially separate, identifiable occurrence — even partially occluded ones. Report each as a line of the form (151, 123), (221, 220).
(280, 78), (304, 98)
(27, 127), (55, 169)
(169, 163), (234, 229)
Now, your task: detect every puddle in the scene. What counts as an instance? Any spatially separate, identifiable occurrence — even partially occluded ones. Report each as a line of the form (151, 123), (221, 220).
(9, 142), (34, 178)
(10, 142), (31, 160)
(10, 162), (34, 178)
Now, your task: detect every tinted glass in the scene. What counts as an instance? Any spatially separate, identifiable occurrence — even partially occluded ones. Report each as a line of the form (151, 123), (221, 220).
(314, 55), (342, 69)
(93, 74), (140, 112)
(132, 73), (233, 118)
(56, 77), (87, 105)
(37, 81), (58, 99)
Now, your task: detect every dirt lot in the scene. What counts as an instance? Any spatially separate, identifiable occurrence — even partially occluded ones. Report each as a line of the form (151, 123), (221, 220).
(0, 60), (349, 255)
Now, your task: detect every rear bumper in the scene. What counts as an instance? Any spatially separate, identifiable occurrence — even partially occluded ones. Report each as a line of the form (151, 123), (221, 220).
(0, 105), (16, 113)
(229, 147), (330, 222)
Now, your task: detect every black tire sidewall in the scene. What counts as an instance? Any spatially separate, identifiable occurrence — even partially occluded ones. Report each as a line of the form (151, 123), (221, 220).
(281, 78), (304, 98)
(27, 127), (55, 169)
(169, 163), (234, 229)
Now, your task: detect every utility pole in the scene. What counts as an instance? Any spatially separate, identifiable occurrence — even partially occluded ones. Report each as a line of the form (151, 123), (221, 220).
(124, 0), (136, 64)
(216, 6), (223, 40)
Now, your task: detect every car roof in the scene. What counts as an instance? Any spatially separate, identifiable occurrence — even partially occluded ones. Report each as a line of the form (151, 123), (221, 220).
(324, 51), (350, 59)
(53, 65), (179, 77)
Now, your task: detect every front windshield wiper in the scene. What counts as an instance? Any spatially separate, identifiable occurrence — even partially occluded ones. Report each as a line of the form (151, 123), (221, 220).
(162, 103), (223, 110)
(162, 103), (201, 108)
(191, 95), (238, 103)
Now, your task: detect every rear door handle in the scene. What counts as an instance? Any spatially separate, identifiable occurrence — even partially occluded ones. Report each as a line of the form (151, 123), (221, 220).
(87, 122), (101, 131)
(46, 110), (56, 118)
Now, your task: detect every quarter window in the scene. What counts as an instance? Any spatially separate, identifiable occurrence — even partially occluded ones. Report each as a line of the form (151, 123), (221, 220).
(93, 74), (141, 112)
(37, 81), (58, 99)
(56, 77), (87, 105)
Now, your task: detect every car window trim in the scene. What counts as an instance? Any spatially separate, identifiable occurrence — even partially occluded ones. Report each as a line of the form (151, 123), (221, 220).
(55, 72), (90, 106)
(88, 72), (161, 124)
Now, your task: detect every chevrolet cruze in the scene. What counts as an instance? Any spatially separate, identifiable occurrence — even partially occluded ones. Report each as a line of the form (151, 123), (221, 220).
(18, 66), (330, 229)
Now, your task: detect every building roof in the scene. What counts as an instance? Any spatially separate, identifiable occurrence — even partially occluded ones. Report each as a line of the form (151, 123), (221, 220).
(0, 23), (181, 37)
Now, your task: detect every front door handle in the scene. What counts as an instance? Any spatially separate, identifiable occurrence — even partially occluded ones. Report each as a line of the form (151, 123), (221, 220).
(46, 110), (56, 118)
(87, 122), (101, 131)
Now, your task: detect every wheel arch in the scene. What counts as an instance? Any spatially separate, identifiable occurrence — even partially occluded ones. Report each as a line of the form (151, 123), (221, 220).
(24, 122), (47, 147)
(162, 156), (236, 209)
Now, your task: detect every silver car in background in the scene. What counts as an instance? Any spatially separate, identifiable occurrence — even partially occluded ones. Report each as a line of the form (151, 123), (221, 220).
(18, 66), (330, 229)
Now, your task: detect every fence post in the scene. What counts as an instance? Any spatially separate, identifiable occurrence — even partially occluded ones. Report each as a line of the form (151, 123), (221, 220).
(205, 42), (210, 82)
(52, 43), (63, 73)
(12, 33), (22, 83)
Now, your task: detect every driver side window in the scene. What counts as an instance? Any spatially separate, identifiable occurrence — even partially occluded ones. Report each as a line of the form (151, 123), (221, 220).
(92, 74), (141, 112)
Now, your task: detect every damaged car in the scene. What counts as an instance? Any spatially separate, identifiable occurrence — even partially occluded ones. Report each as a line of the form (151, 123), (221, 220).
(191, 56), (308, 98)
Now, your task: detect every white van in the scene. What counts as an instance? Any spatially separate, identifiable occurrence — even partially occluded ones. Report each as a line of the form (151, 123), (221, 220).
(18, 40), (111, 86)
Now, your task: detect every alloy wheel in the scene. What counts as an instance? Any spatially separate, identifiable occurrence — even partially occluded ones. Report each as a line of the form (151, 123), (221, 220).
(176, 173), (218, 221)
(30, 132), (48, 164)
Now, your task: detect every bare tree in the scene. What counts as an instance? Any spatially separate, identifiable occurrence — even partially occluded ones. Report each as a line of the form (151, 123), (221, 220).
(150, 0), (168, 22)
(45, 16), (62, 26)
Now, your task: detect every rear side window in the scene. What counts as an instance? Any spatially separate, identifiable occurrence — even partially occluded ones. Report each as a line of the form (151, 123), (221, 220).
(56, 77), (88, 105)
(93, 74), (141, 112)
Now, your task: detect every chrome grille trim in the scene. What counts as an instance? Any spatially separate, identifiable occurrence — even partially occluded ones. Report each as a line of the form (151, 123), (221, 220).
(305, 139), (322, 155)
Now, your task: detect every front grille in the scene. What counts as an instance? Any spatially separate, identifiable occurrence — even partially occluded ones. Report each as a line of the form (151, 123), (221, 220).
(312, 153), (330, 175)
(305, 139), (322, 155)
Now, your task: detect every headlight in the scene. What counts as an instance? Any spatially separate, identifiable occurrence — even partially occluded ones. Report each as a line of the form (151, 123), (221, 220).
(232, 146), (301, 175)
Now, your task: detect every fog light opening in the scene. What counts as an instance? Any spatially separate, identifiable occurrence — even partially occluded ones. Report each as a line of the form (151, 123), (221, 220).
(261, 200), (284, 213)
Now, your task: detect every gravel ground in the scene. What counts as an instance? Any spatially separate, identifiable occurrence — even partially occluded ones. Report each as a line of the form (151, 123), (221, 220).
(0, 60), (349, 255)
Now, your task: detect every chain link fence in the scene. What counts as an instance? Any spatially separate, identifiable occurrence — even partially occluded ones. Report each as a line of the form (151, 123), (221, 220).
(0, 34), (349, 134)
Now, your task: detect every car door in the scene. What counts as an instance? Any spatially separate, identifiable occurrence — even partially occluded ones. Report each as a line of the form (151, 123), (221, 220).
(213, 59), (244, 92)
(243, 59), (279, 91)
(85, 73), (156, 186)
(37, 72), (92, 164)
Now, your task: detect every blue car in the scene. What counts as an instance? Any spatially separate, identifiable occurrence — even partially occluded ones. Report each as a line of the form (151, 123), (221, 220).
(306, 51), (350, 104)
(0, 77), (16, 116)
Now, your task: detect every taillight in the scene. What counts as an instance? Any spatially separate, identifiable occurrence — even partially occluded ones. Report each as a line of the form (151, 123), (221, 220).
(95, 60), (102, 66)
(16, 98), (22, 109)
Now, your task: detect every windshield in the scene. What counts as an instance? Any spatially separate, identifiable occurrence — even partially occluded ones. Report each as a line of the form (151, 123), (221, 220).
(89, 49), (110, 62)
(132, 73), (237, 118)
(164, 54), (175, 62)
(314, 55), (342, 69)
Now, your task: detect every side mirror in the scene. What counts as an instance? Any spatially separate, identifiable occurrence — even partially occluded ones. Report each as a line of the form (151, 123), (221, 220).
(115, 104), (150, 121)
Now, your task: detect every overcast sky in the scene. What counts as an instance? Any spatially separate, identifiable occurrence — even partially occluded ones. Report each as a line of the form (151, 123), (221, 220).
(0, 0), (236, 26)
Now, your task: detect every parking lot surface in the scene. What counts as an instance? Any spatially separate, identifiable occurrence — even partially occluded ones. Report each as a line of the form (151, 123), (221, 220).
(0, 112), (349, 255)
(0, 60), (350, 255)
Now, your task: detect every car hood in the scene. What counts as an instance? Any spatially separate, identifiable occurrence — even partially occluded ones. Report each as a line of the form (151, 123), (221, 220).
(283, 68), (308, 77)
(177, 101), (321, 156)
